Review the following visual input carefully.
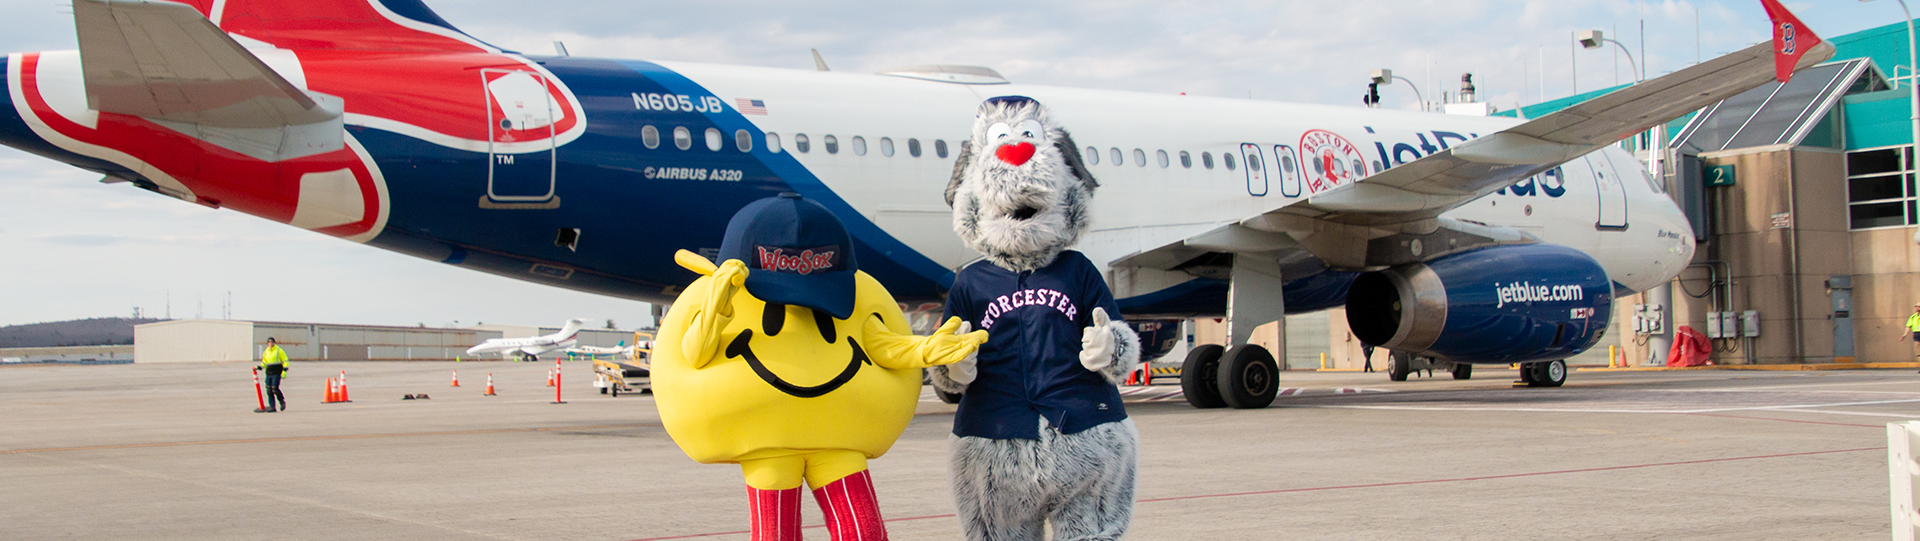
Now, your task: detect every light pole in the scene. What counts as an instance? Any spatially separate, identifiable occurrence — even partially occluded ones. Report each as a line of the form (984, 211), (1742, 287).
(1578, 30), (1643, 84)
(1863, 0), (1919, 192)
(1371, 69), (1426, 111)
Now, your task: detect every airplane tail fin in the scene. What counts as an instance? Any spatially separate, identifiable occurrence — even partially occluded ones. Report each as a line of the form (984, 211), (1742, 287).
(1760, 0), (1832, 83)
(179, 0), (499, 53)
(559, 319), (585, 340)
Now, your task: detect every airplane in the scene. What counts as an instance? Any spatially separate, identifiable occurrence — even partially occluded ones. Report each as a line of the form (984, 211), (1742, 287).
(567, 341), (635, 358)
(0, 0), (1831, 409)
(465, 318), (584, 361)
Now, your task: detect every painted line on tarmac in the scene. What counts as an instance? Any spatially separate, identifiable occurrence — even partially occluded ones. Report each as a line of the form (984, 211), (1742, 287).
(0, 423), (661, 455)
(1684, 413), (1884, 428)
(621, 447), (1878, 540)
(1318, 397), (1920, 416)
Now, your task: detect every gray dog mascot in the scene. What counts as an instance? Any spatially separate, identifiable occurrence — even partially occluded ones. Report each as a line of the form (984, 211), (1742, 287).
(932, 95), (1142, 541)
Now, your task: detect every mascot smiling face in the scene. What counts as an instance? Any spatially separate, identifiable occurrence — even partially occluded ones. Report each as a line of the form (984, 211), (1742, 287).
(947, 95), (1099, 273)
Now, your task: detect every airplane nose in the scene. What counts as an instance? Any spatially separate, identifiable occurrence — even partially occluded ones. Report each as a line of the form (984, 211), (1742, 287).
(995, 142), (1035, 166)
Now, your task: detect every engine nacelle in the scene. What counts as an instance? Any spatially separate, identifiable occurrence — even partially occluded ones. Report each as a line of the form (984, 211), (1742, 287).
(1345, 244), (1613, 364)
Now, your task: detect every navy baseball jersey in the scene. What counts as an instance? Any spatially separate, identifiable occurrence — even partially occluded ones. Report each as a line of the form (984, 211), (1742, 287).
(943, 250), (1127, 440)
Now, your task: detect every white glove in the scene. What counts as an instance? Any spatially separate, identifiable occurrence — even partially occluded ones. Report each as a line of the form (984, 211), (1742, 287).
(1079, 308), (1115, 371)
(948, 321), (978, 385)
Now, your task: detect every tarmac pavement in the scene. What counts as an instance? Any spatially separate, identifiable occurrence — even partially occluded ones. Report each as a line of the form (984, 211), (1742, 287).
(0, 360), (1911, 540)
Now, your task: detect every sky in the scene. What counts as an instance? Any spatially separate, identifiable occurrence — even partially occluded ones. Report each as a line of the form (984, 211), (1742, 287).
(0, 0), (1900, 329)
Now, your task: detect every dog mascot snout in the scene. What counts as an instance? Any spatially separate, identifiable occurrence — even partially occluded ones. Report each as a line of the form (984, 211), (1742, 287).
(935, 96), (1142, 541)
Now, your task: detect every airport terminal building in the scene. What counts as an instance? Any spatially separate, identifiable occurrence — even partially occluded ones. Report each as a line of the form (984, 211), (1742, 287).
(133, 320), (638, 363)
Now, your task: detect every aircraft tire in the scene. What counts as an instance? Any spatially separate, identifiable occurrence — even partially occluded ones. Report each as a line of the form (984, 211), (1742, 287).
(1217, 344), (1279, 409)
(1527, 359), (1567, 387)
(1180, 344), (1227, 408)
(1387, 353), (1411, 382)
(1452, 363), (1473, 380)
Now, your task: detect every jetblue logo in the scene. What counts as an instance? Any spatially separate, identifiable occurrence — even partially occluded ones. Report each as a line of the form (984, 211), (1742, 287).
(1494, 282), (1583, 308)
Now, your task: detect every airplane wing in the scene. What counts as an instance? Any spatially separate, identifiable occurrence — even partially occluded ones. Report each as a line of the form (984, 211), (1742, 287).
(1112, 35), (1833, 273)
(73, 0), (342, 129)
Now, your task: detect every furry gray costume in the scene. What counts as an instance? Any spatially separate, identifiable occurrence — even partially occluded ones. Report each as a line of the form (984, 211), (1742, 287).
(933, 96), (1142, 541)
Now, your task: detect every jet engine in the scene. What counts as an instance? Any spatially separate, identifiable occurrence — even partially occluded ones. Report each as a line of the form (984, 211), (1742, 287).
(1345, 244), (1613, 364)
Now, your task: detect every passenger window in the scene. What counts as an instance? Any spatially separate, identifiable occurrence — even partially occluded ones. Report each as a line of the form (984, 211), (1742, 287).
(705, 127), (722, 151)
(1133, 148), (1146, 167)
(852, 136), (867, 156)
(1224, 152), (1237, 170)
(795, 133), (810, 153)
(735, 129), (753, 152)
(767, 132), (783, 153)
(642, 125), (660, 149)
(1085, 146), (1099, 165)
(1179, 151), (1192, 168)
(1156, 150), (1170, 168)
(1202, 152), (1213, 169)
(879, 137), (895, 157)
(908, 138), (922, 157)
(935, 139), (949, 158)
(1280, 154), (1295, 174)
(824, 135), (839, 154)
(673, 126), (692, 150)
(1110, 148), (1122, 165)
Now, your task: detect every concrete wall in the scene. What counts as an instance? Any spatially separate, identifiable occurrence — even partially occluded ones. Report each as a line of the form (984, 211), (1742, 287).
(135, 320), (254, 363)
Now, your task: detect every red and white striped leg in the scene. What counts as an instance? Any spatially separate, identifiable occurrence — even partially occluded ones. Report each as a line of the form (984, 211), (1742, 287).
(747, 485), (803, 541)
(811, 469), (887, 541)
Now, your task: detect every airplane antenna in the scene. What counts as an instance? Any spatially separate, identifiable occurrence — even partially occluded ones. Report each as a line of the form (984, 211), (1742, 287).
(552, 41), (569, 57)
(811, 49), (831, 72)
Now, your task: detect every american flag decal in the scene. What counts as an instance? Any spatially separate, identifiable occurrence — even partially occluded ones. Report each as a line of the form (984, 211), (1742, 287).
(735, 98), (768, 115)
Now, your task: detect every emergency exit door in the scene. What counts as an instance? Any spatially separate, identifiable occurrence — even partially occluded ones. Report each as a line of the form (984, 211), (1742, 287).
(484, 69), (557, 203)
(1241, 143), (1268, 196)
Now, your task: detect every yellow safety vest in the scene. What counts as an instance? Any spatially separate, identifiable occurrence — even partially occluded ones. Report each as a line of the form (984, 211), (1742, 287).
(260, 345), (288, 372)
(1907, 313), (1920, 332)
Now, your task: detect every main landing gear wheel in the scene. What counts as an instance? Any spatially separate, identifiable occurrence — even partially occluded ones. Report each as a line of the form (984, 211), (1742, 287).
(1180, 344), (1227, 408)
(1526, 359), (1567, 387)
(1451, 363), (1473, 380)
(935, 388), (963, 404)
(1387, 352), (1412, 382)
(1217, 344), (1279, 409)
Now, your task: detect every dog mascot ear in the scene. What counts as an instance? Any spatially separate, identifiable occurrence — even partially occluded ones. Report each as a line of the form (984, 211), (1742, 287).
(937, 96), (1143, 540)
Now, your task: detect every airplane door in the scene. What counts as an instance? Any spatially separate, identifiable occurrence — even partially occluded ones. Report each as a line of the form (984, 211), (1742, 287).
(1585, 154), (1629, 229)
(484, 69), (557, 203)
(1240, 143), (1269, 196)
(1273, 144), (1302, 197)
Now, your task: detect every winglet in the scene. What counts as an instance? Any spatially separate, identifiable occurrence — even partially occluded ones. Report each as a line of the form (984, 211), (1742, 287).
(1761, 0), (1825, 83)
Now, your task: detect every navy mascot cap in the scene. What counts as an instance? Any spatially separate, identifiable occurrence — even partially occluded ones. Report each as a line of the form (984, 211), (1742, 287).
(717, 193), (860, 319)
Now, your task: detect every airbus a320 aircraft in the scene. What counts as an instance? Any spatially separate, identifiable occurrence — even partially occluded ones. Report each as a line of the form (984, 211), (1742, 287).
(465, 318), (583, 361)
(1, 0), (1830, 408)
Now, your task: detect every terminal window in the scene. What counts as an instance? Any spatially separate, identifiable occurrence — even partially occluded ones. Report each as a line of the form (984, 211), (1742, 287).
(1847, 146), (1917, 230)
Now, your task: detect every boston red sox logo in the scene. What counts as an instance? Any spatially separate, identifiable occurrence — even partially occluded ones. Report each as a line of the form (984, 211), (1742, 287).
(1299, 129), (1367, 194)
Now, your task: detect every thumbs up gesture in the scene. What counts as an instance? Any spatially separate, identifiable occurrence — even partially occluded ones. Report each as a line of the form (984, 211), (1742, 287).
(1079, 308), (1117, 371)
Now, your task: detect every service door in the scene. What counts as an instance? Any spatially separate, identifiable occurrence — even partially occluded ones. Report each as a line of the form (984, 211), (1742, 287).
(1240, 143), (1269, 196)
(1585, 154), (1629, 229)
(1273, 144), (1302, 197)
(484, 69), (557, 203)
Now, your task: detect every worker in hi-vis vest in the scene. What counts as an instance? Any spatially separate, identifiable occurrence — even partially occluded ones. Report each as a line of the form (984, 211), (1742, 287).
(257, 337), (289, 412)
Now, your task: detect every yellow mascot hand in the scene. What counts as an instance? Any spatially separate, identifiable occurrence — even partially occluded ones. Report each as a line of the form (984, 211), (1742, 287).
(674, 250), (749, 367)
(860, 316), (990, 369)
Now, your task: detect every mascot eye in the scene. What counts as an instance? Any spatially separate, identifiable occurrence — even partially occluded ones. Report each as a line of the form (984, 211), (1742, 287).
(1016, 119), (1044, 141)
(985, 122), (1012, 143)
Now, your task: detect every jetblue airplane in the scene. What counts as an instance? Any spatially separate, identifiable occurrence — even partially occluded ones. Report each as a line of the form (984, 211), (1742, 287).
(0, 0), (1830, 408)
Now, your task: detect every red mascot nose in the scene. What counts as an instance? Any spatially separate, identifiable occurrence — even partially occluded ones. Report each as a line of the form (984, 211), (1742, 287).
(995, 142), (1036, 166)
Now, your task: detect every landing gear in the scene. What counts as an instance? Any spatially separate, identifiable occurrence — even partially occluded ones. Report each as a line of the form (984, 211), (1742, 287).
(1387, 352), (1412, 381)
(1217, 345), (1279, 409)
(1524, 359), (1567, 387)
(1180, 344), (1227, 408)
(1451, 363), (1473, 380)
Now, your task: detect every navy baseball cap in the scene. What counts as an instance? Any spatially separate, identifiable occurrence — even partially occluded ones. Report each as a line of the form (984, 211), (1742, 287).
(717, 193), (859, 319)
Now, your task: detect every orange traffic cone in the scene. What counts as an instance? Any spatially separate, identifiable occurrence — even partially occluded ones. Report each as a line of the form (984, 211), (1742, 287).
(451, 370), (461, 387)
(546, 367), (556, 387)
(325, 378), (339, 403)
(484, 373), (496, 396)
(336, 370), (351, 403)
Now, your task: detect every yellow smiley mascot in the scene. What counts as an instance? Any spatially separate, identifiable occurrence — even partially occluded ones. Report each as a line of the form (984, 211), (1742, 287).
(653, 193), (987, 541)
